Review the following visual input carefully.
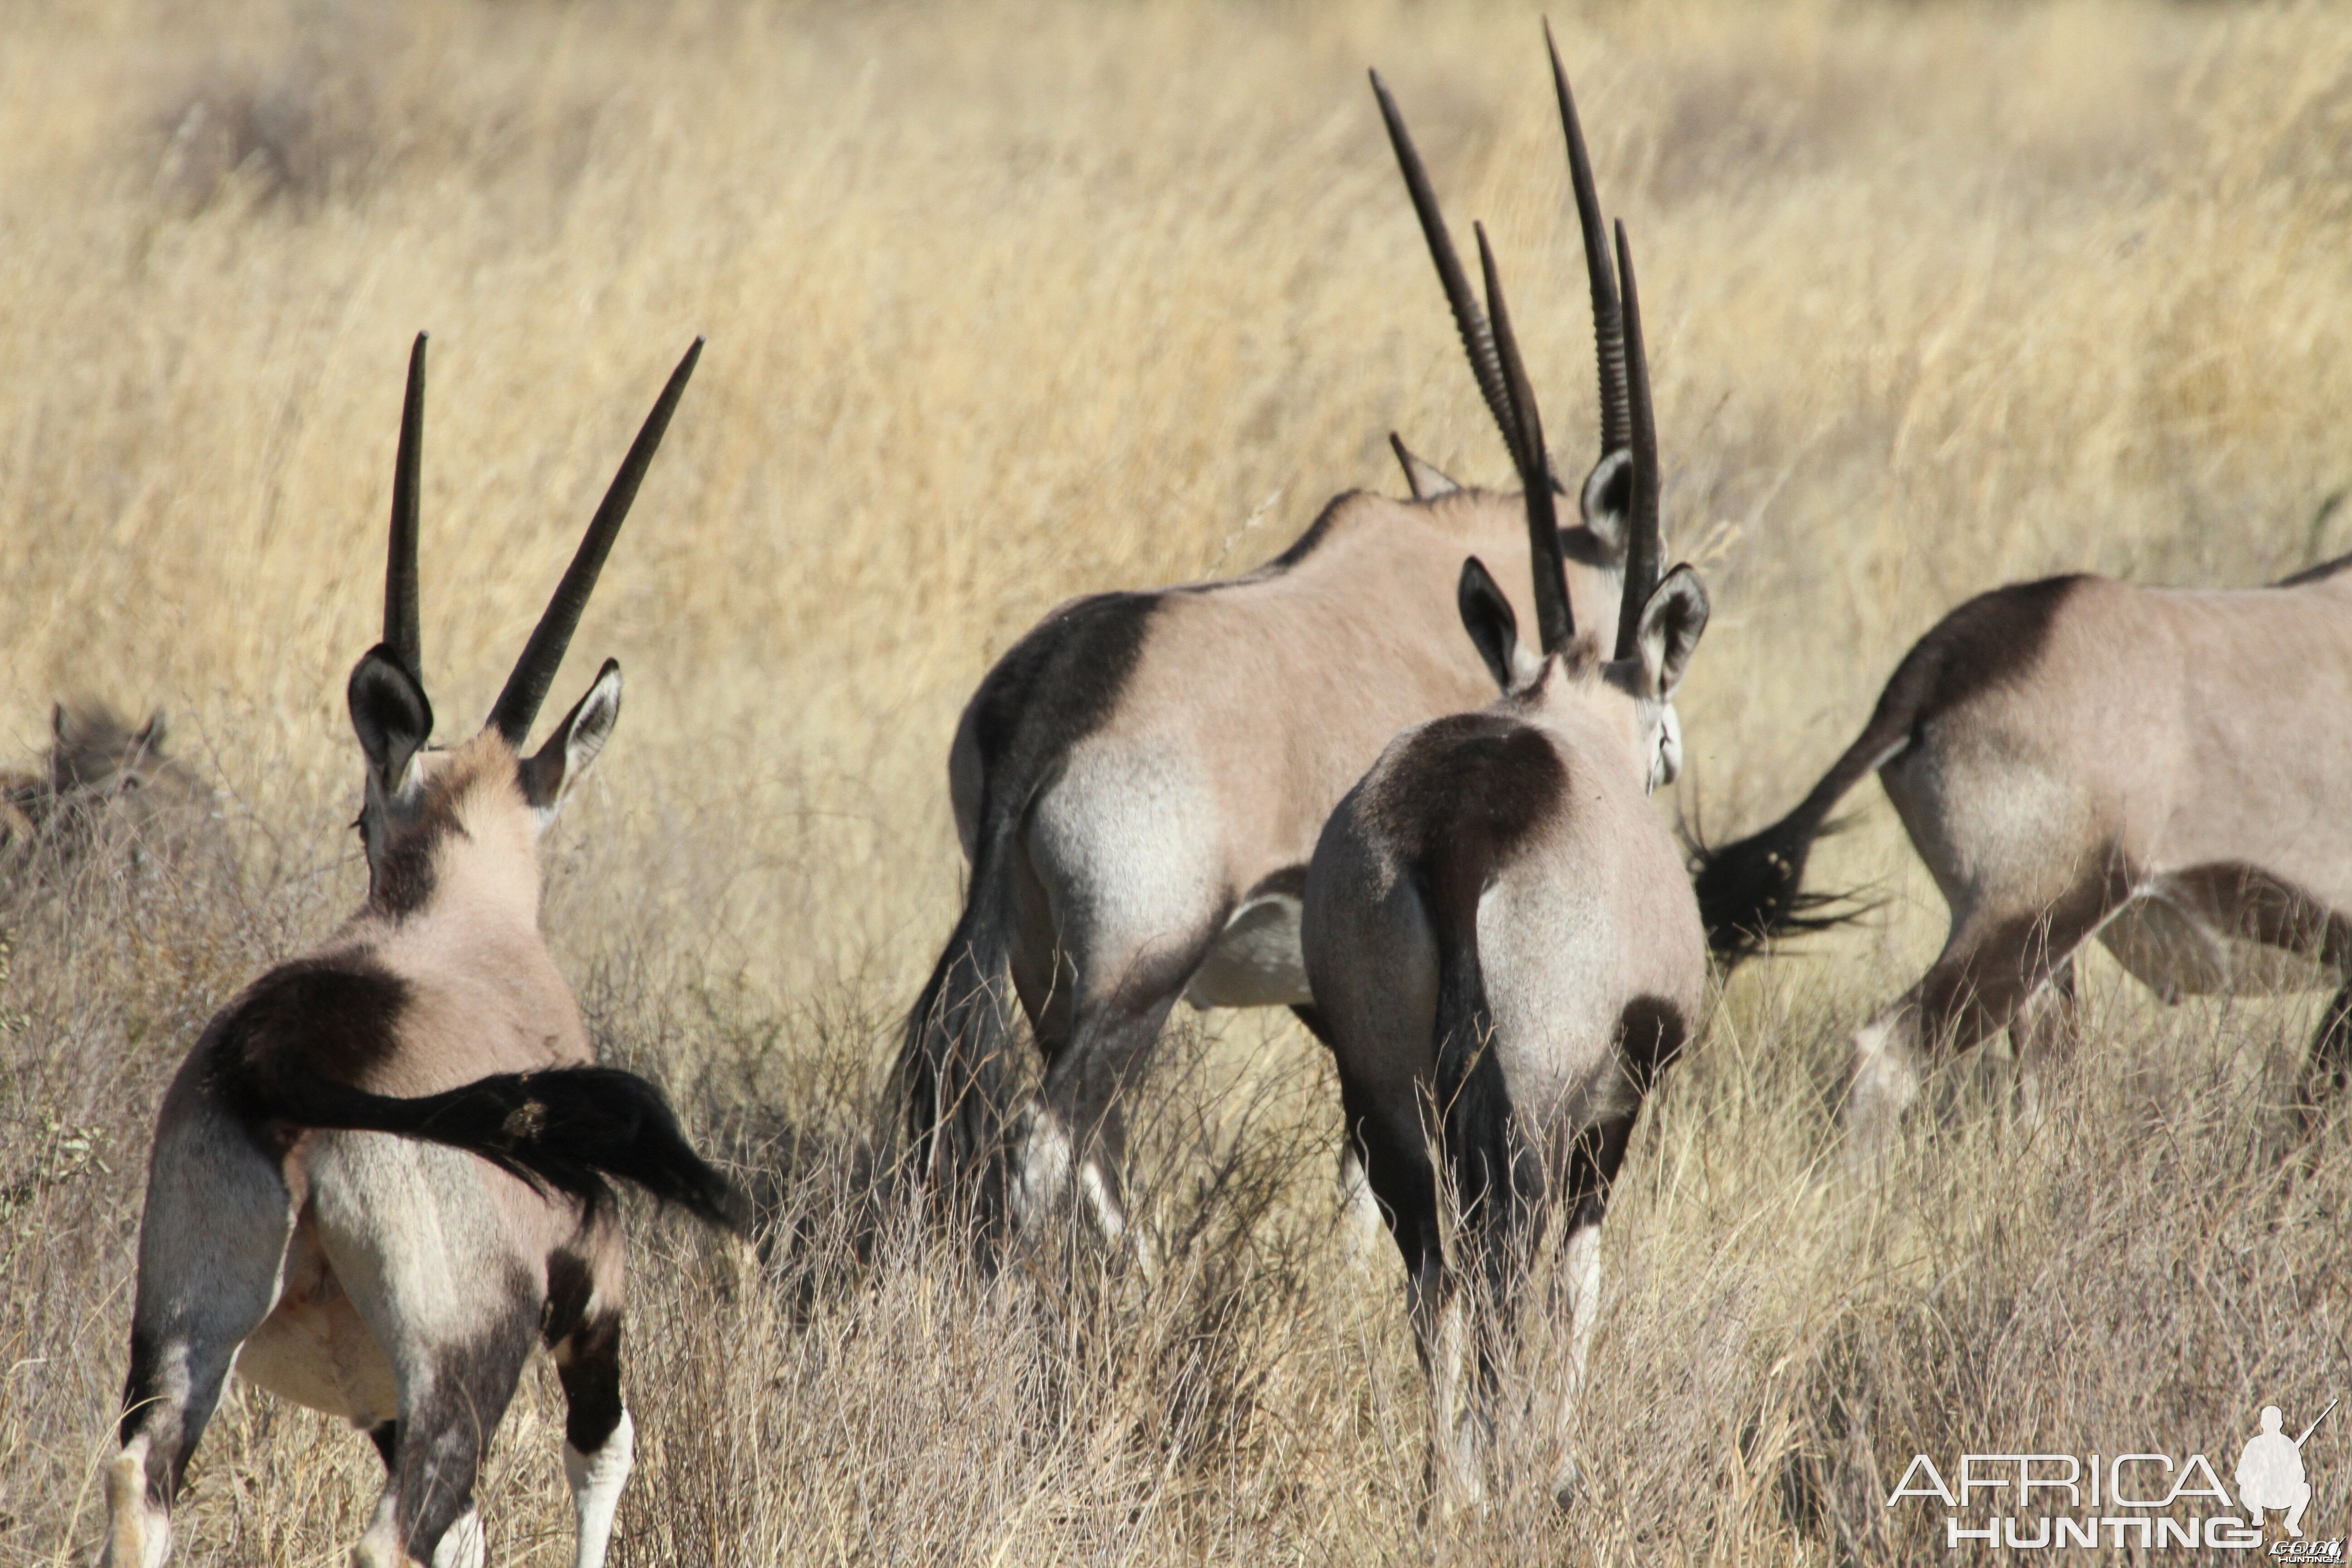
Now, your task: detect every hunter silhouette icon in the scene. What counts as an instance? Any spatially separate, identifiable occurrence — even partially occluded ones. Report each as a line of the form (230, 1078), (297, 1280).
(2237, 1401), (2335, 1537)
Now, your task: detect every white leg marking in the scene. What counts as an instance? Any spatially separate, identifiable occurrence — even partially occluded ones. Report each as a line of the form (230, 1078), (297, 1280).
(1011, 1107), (1073, 1230)
(1847, 1010), (1922, 1169)
(1548, 1222), (1604, 1505)
(1076, 1158), (1125, 1243)
(350, 1509), (404, 1568)
(1430, 1293), (1486, 1514)
(101, 1436), (170, 1568)
(1073, 1156), (1159, 1279)
(566, 1408), (635, 1568)
(1337, 1148), (1386, 1264)
(429, 1507), (484, 1568)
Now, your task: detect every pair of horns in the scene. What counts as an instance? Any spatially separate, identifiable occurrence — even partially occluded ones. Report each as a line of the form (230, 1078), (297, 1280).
(1373, 24), (1661, 664)
(381, 332), (702, 745)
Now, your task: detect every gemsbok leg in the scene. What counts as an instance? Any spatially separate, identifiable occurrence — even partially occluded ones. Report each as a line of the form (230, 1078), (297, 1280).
(1015, 927), (1215, 1267)
(548, 1220), (634, 1568)
(106, 1109), (297, 1568)
(1848, 871), (2127, 1158)
(313, 1146), (535, 1568)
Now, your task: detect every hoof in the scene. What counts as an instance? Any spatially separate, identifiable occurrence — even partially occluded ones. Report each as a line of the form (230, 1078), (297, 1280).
(1551, 1457), (1582, 1512)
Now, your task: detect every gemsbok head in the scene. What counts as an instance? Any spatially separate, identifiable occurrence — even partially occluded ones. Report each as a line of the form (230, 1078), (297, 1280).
(102, 333), (745, 1568)
(1693, 534), (2352, 1158)
(898, 29), (1655, 1258)
(1301, 167), (1710, 1509)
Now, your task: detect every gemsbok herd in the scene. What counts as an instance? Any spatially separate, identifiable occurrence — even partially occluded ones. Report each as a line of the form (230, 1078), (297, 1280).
(77, 27), (2348, 1563)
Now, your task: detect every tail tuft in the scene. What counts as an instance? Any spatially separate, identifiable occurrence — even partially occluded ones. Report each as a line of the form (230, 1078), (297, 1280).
(410, 1066), (752, 1234)
(1688, 811), (1870, 965)
(1423, 856), (1544, 1313)
(895, 852), (1019, 1231)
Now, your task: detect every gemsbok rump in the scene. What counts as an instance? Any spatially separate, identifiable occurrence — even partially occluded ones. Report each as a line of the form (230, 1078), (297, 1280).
(101, 335), (746, 1568)
(1694, 552), (2352, 1154)
(900, 32), (1655, 1247)
(1302, 175), (1709, 1507)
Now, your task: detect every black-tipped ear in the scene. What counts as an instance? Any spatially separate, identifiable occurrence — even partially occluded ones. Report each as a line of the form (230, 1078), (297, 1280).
(1390, 433), (1461, 500)
(348, 645), (433, 797)
(1456, 557), (1520, 692)
(1634, 564), (1709, 700)
(135, 709), (167, 752)
(1580, 450), (1633, 555)
(519, 658), (623, 814)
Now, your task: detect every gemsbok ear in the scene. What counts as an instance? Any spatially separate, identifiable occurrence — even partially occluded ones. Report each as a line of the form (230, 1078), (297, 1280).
(1390, 433), (1462, 500)
(1456, 557), (1522, 692)
(1580, 449), (1633, 555)
(519, 658), (623, 819)
(1634, 564), (1709, 700)
(348, 645), (434, 799)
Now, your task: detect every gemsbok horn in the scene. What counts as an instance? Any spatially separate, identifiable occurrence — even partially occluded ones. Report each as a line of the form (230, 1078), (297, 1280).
(1694, 542), (2352, 1155)
(1303, 196), (1709, 1507)
(101, 333), (742, 1568)
(898, 29), (1652, 1252)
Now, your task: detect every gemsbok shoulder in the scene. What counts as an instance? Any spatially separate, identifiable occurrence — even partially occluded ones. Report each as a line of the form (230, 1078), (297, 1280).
(900, 31), (1656, 1250)
(1302, 180), (1708, 1508)
(1694, 551), (2352, 1156)
(101, 335), (746, 1568)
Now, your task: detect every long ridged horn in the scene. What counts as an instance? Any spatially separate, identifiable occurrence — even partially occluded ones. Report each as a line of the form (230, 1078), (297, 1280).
(1475, 223), (1574, 655)
(487, 338), (702, 746)
(1612, 221), (1660, 662)
(386, 333), (426, 683)
(1371, 70), (1528, 480)
(1545, 24), (1627, 459)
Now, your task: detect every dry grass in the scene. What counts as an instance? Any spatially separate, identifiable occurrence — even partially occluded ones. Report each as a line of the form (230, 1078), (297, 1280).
(4, 0), (2352, 1561)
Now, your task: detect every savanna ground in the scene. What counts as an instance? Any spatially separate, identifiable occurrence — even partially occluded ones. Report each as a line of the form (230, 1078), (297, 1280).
(4, 0), (2352, 1561)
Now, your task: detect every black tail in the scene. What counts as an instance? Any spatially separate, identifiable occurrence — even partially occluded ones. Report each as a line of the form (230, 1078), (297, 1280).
(1690, 686), (1916, 966)
(239, 1059), (748, 1233)
(896, 823), (1020, 1224)
(1422, 852), (1544, 1311)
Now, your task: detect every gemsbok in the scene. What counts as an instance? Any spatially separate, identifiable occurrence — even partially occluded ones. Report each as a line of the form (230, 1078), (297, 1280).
(1302, 184), (1709, 1508)
(101, 334), (746, 1568)
(900, 32), (1655, 1249)
(1694, 552), (2352, 1155)
(0, 702), (209, 881)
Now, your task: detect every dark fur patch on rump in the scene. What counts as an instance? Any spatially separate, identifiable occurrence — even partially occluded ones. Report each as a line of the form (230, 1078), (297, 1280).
(206, 956), (412, 1140)
(1883, 574), (2085, 737)
(965, 590), (1156, 796)
(1378, 711), (1566, 865)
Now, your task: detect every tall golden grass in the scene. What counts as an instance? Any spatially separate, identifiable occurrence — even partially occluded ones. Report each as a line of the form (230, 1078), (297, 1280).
(4, 0), (2351, 1561)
